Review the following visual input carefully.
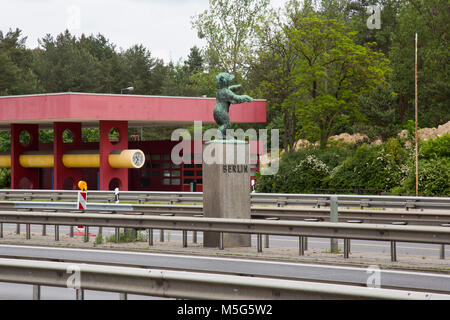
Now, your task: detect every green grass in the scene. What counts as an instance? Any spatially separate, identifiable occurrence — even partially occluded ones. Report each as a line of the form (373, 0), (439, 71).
(322, 248), (343, 254)
(105, 229), (148, 243)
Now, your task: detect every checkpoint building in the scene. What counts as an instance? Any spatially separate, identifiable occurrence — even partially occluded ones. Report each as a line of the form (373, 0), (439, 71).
(0, 93), (266, 191)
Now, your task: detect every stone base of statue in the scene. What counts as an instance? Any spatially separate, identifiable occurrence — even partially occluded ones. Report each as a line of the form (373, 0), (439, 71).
(202, 140), (251, 248)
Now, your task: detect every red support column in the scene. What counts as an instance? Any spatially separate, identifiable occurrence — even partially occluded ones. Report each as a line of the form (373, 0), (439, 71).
(11, 124), (39, 189)
(53, 122), (82, 190)
(99, 121), (128, 191)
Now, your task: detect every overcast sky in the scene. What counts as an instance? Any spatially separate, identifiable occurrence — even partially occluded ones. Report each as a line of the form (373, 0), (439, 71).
(0, 0), (286, 63)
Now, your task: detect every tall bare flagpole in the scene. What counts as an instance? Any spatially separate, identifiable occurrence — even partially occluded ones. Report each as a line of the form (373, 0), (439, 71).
(415, 33), (419, 196)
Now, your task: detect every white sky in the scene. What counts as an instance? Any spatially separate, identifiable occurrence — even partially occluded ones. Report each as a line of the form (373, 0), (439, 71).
(0, 0), (287, 63)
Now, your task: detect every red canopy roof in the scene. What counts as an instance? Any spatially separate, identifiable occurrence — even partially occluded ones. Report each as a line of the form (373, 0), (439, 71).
(0, 93), (266, 129)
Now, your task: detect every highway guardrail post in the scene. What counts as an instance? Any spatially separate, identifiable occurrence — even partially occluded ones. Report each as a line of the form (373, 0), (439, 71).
(26, 224), (31, 239)
(76, 289), (84, 300)
(344, 239), (350, 259)
(193, 214), (203, 244)
(0, 222), (2, 238)
(16, 223), (20, 235)
(344, 220), (364, 258)
(84, 227), (89, 242)
(390, 241), (397, 262)
(390, 222), (407, 262)
(330, 196), (339, 253)
(42, 225), (47, 236)
(257, 234), (263, 253)
(54, 225), (59, 241)
(159, 213), (174, 243)
(219, 232), (224, 250)
(115, 228), (120, 243)
(32, 285), (41, 300)
(148, 228), (153, 246)
(265, 217), (280, 248)
(299, 236), (305, 256)
(182, 230), (188, 248)
(440, 224), (449, 259)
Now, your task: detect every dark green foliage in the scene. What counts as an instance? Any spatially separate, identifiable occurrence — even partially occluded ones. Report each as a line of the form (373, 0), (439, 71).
(356, 85), (400, 141)
(184, 46), (204, 74)
(0, 131), (11, 152)
(420, 134), (450, 159)
(256, 145), (350, 193)
(33, 31), (104, 92)
(0, 28), (41, 95)
(0, 131), (11, 188)
(394, 158), (450, 196)
(327, 144), (404, 191)
(256, 136), (448, 196)
(256, 134), (450, 196)
(389, 0), (449, 128)
(0, 169), (10, 189)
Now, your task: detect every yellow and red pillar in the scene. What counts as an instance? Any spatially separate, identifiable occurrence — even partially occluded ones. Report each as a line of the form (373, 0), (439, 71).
(11, 124), (39, 189)
(53, 122), (83, 190)
(99, 120), (129, 191)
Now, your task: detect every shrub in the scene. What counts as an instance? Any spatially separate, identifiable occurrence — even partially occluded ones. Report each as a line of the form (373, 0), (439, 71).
(256, 154), (330, 193)
(0, 169), (10, 189)
(327, 144), (404, 191)
(394, 158), (450, 196)
(291, 155), (330, 193)
(420, 134), (450, 159)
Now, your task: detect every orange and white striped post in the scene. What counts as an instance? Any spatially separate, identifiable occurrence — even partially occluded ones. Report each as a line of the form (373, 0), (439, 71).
(76, 181), (87, 237)
(77, 180), (87, 210)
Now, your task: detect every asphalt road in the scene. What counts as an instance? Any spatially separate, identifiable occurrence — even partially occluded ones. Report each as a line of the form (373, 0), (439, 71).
(0, 244), (449, 300)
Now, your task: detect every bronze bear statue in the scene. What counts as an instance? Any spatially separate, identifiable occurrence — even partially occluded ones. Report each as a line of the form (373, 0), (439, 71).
(213, 72), (253, 137)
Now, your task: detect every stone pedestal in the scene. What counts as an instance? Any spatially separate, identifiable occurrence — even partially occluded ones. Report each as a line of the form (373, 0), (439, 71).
(202, 141), (251, 248)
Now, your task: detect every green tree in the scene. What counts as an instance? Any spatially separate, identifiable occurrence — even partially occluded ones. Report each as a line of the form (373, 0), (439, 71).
(33, 30), (103, 92)
(192, 0), (270, 77)
(288, 14), (390, 148)
(0, 28), (41, 95)
(390, 0), (449, 128)
(184, 46), (204, 74)
(356, 84), (400, 141)
(251, 3), (390, 150)
(248, 1), (307, 151)
(77, 33), (125, 93)
(161, 46), (209, 97)
(120, 44), (167, 95)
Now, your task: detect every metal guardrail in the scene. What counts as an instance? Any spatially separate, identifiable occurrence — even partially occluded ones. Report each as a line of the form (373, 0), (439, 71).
(1, 200), (449, 226)
(0, 189), (449, 210)
(0, 258), (448, 300)
(0, 211), (449, 261)
(251, 193), (450, 210)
